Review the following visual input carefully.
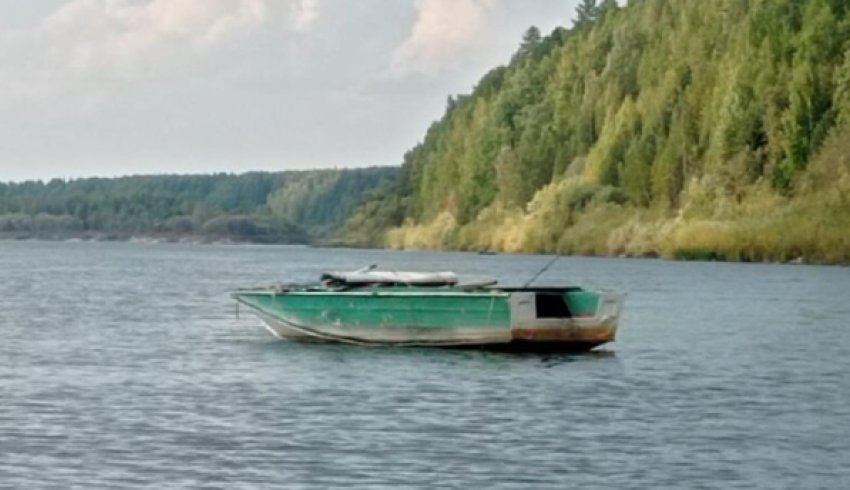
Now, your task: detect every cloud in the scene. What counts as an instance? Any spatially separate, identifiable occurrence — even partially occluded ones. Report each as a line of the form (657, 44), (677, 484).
(36, 0), (268, 77)
(391, 0), (494, 78)
(0, 0), (332, 114)
(290, 0), (318, 32)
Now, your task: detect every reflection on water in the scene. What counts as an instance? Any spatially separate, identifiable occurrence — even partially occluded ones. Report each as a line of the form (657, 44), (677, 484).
(1, 240), (848, 488)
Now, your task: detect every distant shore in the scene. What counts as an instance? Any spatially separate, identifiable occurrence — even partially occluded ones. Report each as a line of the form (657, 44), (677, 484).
(0, 231), (309, 246)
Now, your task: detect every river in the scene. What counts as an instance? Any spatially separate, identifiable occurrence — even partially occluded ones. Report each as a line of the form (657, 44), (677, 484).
(1, 240), (848, 488)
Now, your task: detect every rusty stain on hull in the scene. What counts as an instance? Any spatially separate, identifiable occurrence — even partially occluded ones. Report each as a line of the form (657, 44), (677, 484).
(510, 324), (616, 343)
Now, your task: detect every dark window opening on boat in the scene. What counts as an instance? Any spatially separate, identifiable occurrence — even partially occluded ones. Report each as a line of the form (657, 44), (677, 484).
(535, 293), (571, 318)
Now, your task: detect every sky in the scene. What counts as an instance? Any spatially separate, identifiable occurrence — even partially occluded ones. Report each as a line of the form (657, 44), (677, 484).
(0, 0), (580, 182)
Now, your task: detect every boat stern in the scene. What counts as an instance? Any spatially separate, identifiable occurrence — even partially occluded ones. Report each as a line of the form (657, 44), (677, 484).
(508, 288), (624, 350)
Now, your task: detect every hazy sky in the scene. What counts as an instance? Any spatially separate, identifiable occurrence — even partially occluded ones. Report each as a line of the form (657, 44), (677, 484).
(0, 0), (579, 182)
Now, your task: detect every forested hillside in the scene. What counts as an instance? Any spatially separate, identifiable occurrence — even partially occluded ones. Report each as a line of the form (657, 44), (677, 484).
(0, 167), (397, 243)
(341, 0), (850, 263)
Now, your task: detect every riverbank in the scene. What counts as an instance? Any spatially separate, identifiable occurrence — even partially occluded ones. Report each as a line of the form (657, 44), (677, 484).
(3, 229), (846, 267)
(0, 231), (309, 246)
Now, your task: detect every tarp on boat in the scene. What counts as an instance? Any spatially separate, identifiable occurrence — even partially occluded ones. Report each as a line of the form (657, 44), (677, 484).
(321, 270), (459, 286)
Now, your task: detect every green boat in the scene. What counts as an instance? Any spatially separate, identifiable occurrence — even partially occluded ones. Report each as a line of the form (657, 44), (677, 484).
(232, 268), (624, 351)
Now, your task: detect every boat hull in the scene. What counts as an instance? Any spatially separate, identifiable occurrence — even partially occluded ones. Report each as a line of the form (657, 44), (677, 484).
(233, 288), (622, 351)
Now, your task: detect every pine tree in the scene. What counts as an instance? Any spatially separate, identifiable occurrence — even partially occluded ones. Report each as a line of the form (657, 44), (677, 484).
(574, 0), (599, 27)
(513, 26), (542, 62)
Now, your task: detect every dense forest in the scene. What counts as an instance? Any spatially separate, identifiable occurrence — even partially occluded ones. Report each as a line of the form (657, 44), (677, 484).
(0, 167), (397, 243)
(340, 0), (850, 263)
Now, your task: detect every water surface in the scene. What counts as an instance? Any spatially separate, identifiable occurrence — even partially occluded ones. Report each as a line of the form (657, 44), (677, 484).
(1, 241), (848, 488)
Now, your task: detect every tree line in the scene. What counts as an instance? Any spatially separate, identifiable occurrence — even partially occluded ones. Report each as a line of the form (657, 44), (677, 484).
(0, 167), (398, 243)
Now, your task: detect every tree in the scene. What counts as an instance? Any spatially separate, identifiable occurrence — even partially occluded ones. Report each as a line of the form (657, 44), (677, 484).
(513, 26), (542, 62)
(574, 0), (600, 27)
(522, 25), (541, 47)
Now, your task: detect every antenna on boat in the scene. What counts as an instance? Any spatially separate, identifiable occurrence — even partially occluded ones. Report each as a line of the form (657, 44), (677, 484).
(523, 255), (559, 288)
(354, 264), (378, 273)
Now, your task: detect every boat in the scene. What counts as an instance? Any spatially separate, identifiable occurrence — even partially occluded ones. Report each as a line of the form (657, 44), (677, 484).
(231, 267), (624, 351)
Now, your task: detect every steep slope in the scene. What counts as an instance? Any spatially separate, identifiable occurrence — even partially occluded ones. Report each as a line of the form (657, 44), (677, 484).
(341, 0), (850, 263)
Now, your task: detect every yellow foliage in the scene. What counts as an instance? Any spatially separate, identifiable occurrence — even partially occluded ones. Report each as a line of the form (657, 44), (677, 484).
(385, 212), (458, 250)
(582, 97), (640, 184)
(799, 126), (850, 205)
(555, 204), (631, 255)
(606, 214), (670, 257)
